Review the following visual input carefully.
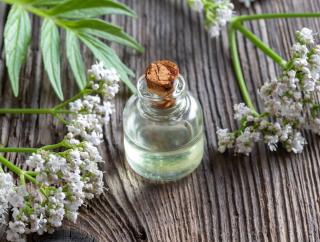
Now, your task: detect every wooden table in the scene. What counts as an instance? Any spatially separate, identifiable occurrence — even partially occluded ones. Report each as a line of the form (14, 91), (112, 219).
(1, 0), (320, 241)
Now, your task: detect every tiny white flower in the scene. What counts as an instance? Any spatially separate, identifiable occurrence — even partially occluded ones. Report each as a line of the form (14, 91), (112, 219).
(216, 128), (235, 153)
(291, 132), (306, 153)
(303, 79), (315, 92)
(208, 24), (220, 38)
(216, 4), (233, 26)
(234, 103), (255, 121)
(296, 28), (314, 45)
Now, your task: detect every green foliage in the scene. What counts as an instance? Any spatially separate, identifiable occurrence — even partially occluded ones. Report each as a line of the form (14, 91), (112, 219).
(66, 31), (87, 89)
(4, 5), (31, 97)
(40, 19), (63, 99)
(2, 0), (143, 99)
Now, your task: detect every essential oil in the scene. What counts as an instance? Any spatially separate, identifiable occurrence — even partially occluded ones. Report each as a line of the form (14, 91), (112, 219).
(123, 60), (204, 182)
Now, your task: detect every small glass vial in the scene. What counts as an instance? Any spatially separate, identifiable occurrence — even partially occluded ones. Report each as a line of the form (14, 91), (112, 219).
(123, 60), (204, 182)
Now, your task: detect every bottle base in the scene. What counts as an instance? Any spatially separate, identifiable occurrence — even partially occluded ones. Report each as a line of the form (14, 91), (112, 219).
(124, 134), (204, 182)
(126, 156), (202, 182)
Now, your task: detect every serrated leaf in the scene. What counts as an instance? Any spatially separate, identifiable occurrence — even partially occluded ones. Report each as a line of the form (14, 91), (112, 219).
(40, 19), (63, 100)
(47, 0), (136, 17)
(66, 31), (87, 89)
(62, 19), (144, 53)
(4, 5), (31, 97)
(78, 33), (136, 93)
(87, 29), (144, 53)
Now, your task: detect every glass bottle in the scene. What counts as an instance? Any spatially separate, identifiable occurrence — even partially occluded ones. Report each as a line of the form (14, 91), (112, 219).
(123, 61), (204, 182)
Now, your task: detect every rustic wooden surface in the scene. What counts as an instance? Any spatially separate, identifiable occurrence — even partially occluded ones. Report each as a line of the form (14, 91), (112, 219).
(1, 0), (320, 241)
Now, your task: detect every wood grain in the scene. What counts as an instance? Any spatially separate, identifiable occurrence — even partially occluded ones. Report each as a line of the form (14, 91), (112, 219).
(1, 0), (320, 241)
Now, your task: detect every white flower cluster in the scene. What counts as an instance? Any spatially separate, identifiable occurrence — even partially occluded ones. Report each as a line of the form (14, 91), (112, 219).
(217, 28), (320, 155)
(3, 62), (119, 241)
(5, 142), (105, 241)
(88, 61), (120, 99)
(67, 62), (119, 146)
(0, 172), (14, 224)
(187, 0), (234, 38)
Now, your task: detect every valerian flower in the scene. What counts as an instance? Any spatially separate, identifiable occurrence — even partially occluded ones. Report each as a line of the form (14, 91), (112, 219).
(67, 62), (119, 146)
(0, 172), (14, 224)
(187, 0), (234, 38)
(4, 62), (118, 241)
(217, 28), (319, 154)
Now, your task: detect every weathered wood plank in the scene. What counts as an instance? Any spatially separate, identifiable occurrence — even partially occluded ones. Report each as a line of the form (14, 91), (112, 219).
(0, 0), (320, 241)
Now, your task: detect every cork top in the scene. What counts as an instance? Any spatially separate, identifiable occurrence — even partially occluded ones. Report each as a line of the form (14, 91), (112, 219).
(145, 60), (179, 97)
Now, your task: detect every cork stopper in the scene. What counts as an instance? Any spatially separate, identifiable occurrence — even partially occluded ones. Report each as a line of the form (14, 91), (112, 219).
(145, 60), (179, 109)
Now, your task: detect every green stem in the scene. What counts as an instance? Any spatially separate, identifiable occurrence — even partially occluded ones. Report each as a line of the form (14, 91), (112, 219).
(0, 155), (23, 176)
(40, 141), (68, 150)
(25, 173), (37, 184)
(0, 147), (37, 153)
(0, 108), (74, 115)
(234, 23), (287, 68)
(25, 171), (39, 177)
(19, 173), (26, 185)
(53, 113), (68, 124)
(0, 156), (37, 183)
(228, 26), (258, 113)
(54, 89), (92, 110)
(0, 140), (70, 154)
(0, 108), (54, 114)
(235, 12), (320, 22)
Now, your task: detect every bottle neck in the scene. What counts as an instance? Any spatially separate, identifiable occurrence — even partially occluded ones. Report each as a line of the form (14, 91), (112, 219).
(137, 74), (189, 119)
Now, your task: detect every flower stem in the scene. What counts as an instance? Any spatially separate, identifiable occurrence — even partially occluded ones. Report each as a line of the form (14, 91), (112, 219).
(0, 140), (70, 154)
(40, 141), (68, 150)
(234, 23), (287, 68)
(228, 26), (258, 113)
(0, 155), (23, 176)
(0, 108), (54, 115)
(25, 171), (39, 177)
(235, 12), (320, 22)
(0, 156), (38, 184)
(24, 173), (37, 184)
(20, 173), (26, 185)
(0, 108), (74, 115)
(54, 89), (92, 110)
(0, 87), (89, 115)
(0, 147), (37, 153)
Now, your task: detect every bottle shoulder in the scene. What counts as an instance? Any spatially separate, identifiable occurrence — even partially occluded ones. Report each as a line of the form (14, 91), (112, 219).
(123, 92), (203, 122)
(123, 93), (203, 151)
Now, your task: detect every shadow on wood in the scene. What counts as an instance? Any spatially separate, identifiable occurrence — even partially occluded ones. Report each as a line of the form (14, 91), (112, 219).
(29, 229), (97, 242)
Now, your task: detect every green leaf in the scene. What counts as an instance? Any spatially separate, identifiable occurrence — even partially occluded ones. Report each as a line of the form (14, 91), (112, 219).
(60, 8), (130, 19)
(62, 19), (144, 53)
(47, 0), (136, 17)
(87, 29), (144, 53)
(66, 31), (87, 89)
(33, 0), (64, 6)
(4, 5), (31, 97)
(40, 19), (63, 100)
(78, 33), (137, 93)
(62, 18), (122, 32)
